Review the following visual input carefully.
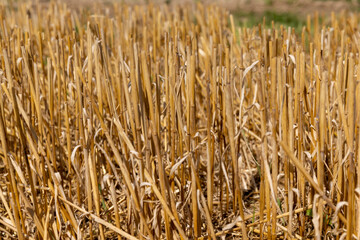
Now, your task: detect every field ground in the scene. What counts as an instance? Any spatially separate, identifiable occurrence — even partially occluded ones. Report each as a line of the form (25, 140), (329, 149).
(0, 0), (360, 239)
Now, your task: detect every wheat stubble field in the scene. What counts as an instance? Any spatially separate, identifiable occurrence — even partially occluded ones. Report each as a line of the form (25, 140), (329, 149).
(0, 0), (359, 239)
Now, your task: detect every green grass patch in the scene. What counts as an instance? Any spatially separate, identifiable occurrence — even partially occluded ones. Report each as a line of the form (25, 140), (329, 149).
(232, 10), (306, 35)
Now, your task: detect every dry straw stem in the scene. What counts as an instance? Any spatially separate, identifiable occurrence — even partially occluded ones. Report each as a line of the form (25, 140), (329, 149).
(0, 1), (359, 240)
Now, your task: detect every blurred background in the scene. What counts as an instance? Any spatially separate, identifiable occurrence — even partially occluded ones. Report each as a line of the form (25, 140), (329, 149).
(50, 0), (358, 35)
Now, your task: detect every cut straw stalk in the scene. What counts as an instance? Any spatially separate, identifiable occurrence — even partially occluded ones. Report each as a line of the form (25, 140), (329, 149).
(0, 3), (359, 240)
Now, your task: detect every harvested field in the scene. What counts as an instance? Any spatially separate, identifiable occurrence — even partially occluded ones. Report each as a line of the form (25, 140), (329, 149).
(0, 1), (359, 239)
